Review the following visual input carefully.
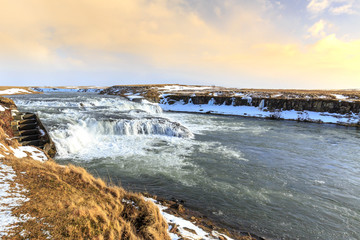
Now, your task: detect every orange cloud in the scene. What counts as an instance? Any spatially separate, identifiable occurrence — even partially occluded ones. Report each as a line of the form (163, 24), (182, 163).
(0, 0), (359, 88)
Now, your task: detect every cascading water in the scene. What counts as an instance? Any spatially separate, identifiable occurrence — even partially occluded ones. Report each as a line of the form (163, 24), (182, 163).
(50, 117), (193, 158)
(76, 117), (194, 138)
(11, 93), (193, 159)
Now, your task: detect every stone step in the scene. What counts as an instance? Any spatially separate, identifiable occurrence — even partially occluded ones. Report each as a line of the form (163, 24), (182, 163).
(13, 129), (40, 137)
(13, 113), (37, 121)
(12, 123), (38, 131)
(15, 134), (41, 142)
(11, 111), (57, 157)
(20, 140), (45, 147)
(11, 119), (37, 125)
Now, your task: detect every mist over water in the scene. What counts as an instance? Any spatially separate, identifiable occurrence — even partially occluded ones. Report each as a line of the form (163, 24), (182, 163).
(11, 93), (360, 240)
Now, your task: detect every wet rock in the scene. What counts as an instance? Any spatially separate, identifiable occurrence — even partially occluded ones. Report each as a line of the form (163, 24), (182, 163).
(183, 227), (197, 234)
(169, 223), (178, 234)
(171, 203), (185, 214)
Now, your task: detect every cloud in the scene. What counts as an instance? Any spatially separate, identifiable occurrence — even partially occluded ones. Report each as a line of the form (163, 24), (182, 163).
(330, 3), (356, 14)
(307, 0), (356, 15)
(0, 0), (359, 88)
(307, 0), (330, 14)
(0, 0), (279, 68)
(307, 19), (331, 38)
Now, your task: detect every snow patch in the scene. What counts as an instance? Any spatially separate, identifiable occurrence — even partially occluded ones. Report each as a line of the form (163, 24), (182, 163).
(0, 162), (29, 237)
(144, 197), (234, 240)
(10, 146), (48, 162)
(332, 94), (348, 100)
(0, 88), (31, 95)
(158, 85), (213, 92)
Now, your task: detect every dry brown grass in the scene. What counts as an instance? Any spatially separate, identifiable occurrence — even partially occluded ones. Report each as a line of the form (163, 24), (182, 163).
(0, 97), (17, 109)
(1, 156), (169, 240)
(143, 88), (160, 103)
(0, 86), (31, 91)
(0, 108), (15, 137)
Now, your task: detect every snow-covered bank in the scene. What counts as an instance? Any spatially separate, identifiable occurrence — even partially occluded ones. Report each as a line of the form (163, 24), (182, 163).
(159, 99), (360, 126)
(0, 88), (32, 95)
(0, 143), (48, 237)
(145, 197), (236, 240)
(0, 162), (29, 237)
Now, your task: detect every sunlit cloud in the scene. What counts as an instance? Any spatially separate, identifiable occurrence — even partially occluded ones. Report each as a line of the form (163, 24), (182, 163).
(307, 0), (356, 15)
(307, 19), (332, 38)
(307, 0), (330, 14)
(330, 3), (356, 15)
(0, 0), (359, 88)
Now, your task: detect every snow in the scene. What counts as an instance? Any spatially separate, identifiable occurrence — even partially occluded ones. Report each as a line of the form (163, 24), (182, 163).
(160, 100), (360, 125)
(11, 109), (19, 116)
(10, 146), (48, 162)
(158, 85), (213, 92)
(126, 95), (144, 101)
(332, 94), (348, 100)
(144, 197), (234, 240)
(243, 96), (252, 105)
(0, 88), (31, 95)
(0, 141), (48, 237)
(0, 105), (6, 111)
(2, 144), (48, 162)
(0, 162), (29, 237)
(10, 147), (28, 158)
(39, 129), (46, 136)
(318, 95), (328, 99)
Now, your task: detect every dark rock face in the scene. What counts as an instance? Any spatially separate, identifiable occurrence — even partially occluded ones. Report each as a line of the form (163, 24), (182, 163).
(163, 95), (360, 114)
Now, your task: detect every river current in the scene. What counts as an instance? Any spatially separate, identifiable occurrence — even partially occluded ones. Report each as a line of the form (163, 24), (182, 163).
(10, 93), (360, 239)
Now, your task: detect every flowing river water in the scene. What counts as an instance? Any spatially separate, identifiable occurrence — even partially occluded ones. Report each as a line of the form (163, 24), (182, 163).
(10, 93), (360, 240)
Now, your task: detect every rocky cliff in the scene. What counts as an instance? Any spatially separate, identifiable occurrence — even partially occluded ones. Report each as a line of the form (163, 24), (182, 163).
(101, 85), (360, 115)
(163, 95), (360, 114)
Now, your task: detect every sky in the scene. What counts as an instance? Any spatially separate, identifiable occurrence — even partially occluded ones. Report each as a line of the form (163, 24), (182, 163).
(0, 0), (359, 89)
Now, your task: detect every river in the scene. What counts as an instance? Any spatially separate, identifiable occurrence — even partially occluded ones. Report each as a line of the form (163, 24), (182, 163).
(10, 92), (360, 239)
